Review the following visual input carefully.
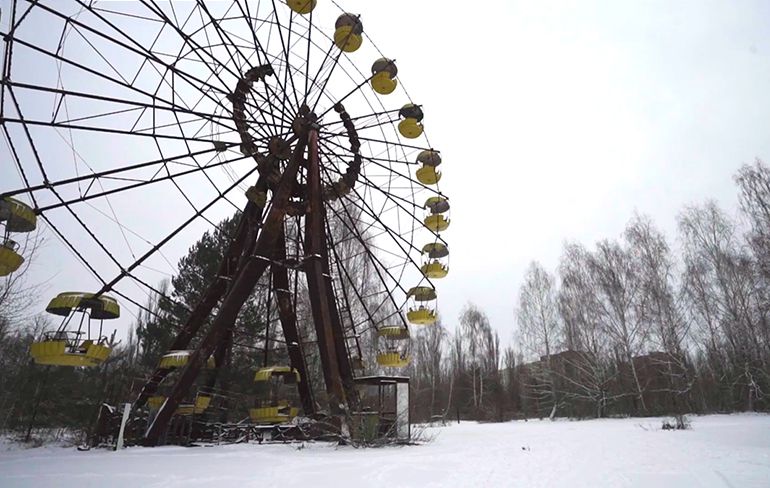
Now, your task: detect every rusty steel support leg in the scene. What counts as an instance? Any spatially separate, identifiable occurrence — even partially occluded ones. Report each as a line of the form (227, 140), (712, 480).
(323, 260), (358, 408)
(304, 128), (351, 417)
(272, 226), (315, 415)
(134, 184), (265, 409)
(143, 137), (307, 446)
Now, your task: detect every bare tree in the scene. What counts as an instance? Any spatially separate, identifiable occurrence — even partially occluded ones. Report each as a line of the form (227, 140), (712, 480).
(412, 319), (447, 420)
(586, 239), (649, 413)
(735, 159), (770, 358)
(516, 261), (561, 419)
(679, 202), (767, 410)
(625, 216), (693, 411)
(558, 243), (616, 418)
(454, 303), (499, 418)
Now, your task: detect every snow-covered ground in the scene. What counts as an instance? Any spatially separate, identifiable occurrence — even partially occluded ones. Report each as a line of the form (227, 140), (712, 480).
(2, 414), (769, 487)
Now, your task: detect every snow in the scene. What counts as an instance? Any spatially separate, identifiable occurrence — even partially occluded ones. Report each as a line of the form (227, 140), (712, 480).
(2, 414), (769, 487)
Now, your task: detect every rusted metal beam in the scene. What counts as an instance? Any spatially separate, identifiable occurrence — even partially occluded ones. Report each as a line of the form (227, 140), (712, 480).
(272, 226), (316, 415)
(133, 185), (265, 410)
(143, 134), (308, 446)
(304, 128), (350, 416)
(323, 255), (358, 407)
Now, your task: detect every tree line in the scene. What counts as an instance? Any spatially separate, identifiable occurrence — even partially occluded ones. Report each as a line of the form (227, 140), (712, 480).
(406, 160), (770, 421)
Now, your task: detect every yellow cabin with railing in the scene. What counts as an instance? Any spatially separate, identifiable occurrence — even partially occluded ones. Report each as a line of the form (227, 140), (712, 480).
(424, 196), (450, 233)
(415, 150), (442, 185)
(371, 58), (398, 95)
(285, 0), (316, 15)
(30, 336), (111, 367)
(159, 350), (216, 369)
(250, 366), (301, 424)
(0, 197), (36, 277)
(421, 242), (449, 279)
(29, 293), (118, 367)
(376, 326), (410, 368)
(147, 394), (212, 416)
(398, 104), (424, 139)
(334, 13), (363, 52)
(406, 286), (438, 326)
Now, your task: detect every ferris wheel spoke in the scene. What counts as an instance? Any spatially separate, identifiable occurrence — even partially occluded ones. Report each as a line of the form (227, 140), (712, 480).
(324, 154), (433, 210)
(47, 1), (235, 103)
(5, 84), (192, 307)
(33, 153), (253, 214)
(324, 207), (408, 331)
(82, 201), (177, 272)
(324, 218), (369, 359)
(30, 205), (172, 322)
(93, 163), (260, 297)
(2, 114), (227, 144)
(244, 1), (304, 120)
(136, 0), (239, 88)
(352, 134), (434, 153)
(276, 4), (302, 113)
(196, 0), (278, 102)
(308, 47), (352, 115)
(318, 108), (401, 129)
(318, 161), (422, 299)
(138, 2), (292, 137)
(318, 140), (427, 221)
(319, 138), (447, 210)
(5, 36), (227, 129)
(303, 7), (314, 104)
(322, 171), (431, 282)
(1, 142), (241, 199)
(90, 4), (165, 24)
(236, 1), (301, 125)
(321, 115), (400, 134)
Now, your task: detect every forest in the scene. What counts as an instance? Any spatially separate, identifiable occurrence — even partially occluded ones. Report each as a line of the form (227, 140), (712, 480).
(1, 160), (769, 442)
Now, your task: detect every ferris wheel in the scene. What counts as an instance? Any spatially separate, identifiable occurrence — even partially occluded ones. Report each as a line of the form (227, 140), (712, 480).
(1, 0), (449, 442)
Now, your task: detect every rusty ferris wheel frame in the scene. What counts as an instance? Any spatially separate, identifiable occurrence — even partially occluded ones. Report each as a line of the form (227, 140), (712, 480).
(0, 0), (448, 445)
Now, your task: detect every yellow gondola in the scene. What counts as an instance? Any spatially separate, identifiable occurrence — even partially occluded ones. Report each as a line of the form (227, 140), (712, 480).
(416, 165), (441, 185)
(398, 104), (424, 139)
(250, 366), (301, 424)
(424, 196), (450, 233)
(245, 186), (268, 207)
(425, 215), (449, 232)
(0, 239), (23, 276)
(45, 292), (120, 319)
(249, 403), (300, 424)
(376, 326), (410, 367)
(147, 394), (212, 416)
(417, 150), (442, 167)
(371, 58), (398, 95)
(415, 149), (442, 185)
(29, 333), (111, 367)
(254, 365), (300, 382)
(0, 197), (37, 233)
(406, 286), (438, 325)
(29, 293), (118, 367)
(175, 395), (212, 416)
(285, 0), (316, 15)
(334, 13), (363, 52)
(0, 197), (36, 277)
(159, 350), (216, 369)
(421, 242), (449, 279)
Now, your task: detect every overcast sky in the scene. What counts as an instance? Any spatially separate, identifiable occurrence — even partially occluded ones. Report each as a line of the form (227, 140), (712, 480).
(3, 0), (770, 347)
(394, 0), (770, 341)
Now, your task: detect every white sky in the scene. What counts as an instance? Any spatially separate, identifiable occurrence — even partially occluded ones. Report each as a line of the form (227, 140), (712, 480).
(3, 0), (770, 347)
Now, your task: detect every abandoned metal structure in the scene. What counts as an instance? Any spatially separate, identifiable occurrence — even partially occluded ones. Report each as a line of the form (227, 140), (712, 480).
(1, 0), (449, 446)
